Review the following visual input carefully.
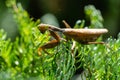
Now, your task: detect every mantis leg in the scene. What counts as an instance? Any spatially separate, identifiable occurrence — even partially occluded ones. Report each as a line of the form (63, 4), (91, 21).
(62, 20), (71, 28)
(38, 39), (59, 55)
(87, 42), (113, 51)
(49, 29), (61, 41)
(87, 42), (104, 44)
(38, 30), (61, 55)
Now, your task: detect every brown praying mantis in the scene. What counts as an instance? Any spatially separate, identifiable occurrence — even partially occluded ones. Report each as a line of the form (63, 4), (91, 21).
(37, 20), (108, 55)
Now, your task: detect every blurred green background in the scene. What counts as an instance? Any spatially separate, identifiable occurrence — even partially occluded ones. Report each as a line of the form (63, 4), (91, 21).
(0, 0), (120, 40)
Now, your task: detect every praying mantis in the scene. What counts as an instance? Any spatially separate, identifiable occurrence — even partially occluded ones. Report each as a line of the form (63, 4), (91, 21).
(37, 20), (108, 55)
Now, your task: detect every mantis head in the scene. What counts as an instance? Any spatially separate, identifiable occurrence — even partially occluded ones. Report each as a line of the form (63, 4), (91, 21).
(38, 24), (49, 33)
(38, 23), (62, 34)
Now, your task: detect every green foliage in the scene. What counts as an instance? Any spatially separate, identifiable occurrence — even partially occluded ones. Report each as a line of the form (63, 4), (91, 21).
(84, 5), (104, 28)
(0, 1), (120, 80)
(75, 34), (120, 79)
(74, 5), (103, 29)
